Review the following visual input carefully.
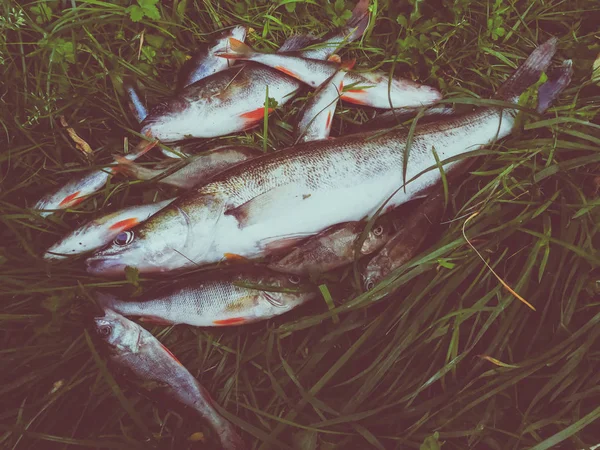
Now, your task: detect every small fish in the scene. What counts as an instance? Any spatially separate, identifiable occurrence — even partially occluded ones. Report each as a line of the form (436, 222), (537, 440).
(295, 60), (354, 143)
(114, 145), (260, 189)
(92, 309), (245, 450)
(95, 269), (316, 326)
(278, 0), (369, 60)
(177, 25), (247, 90)
(268, 214), (393, 275)
(362, 193), (445, 290)
(140, 63), (301, 142)
(216, 38), (442, 110)
(44, 198), (174, 260)
(86, 38), (566, 276)
(34, 140), (156, 218)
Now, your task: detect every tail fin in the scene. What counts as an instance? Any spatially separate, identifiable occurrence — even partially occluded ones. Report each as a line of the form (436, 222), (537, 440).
(123, 82), (148, 123)
(216, 38), (255, 60)
(278, 34), (317, 53)
(112, 155), (161, 181)
(343, 0), (370, 42)
(496, 37), (558, 101)
(537, 59), (573, 113)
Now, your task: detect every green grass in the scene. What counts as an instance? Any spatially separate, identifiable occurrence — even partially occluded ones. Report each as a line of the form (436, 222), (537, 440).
(1, 0), (600, 449)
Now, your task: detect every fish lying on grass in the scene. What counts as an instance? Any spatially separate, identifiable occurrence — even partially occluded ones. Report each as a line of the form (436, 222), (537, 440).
(44, 198), (175, 260)
(34, 139), (157, 218)
(140, 63), (301, 142)
(362, 193), (445, 290)
(92, 309), (245, 449)
(216, 39), (442, 109)
(115, 145), (260, 189)
(177, 25), (247, 90)
(86, 38), (568, 276)
(95, 269), (316, 326)
(278, 0), (369, 60)
(295, 60), (353, 143)
(268, 214), (394, 275)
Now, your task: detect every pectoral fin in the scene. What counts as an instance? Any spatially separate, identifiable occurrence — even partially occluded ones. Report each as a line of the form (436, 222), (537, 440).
(225, 184), (310, 228)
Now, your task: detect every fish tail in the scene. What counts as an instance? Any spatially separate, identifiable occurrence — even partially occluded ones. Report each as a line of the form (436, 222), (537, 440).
(341, 58), (356, 71)
(278, 34), (317, 53)
(123, 82), (148, 123)
(536, 59), (573, 113)
(216, 38), (255, 60)
(495, 37), (558, 102)
(112, 155), (160, 181)
(344, 0), (370, 42)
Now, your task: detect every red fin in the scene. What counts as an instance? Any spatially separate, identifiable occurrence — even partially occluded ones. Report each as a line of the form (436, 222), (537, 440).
(159, 342), (183, 366)
(240, 107), (274, 122)
(275, 66), (299, 79)
(325, 111), (332, 129)
(341, 91), (368, 105)
(213, 317), (247, 326)
(341, 59), (356, 70)
(139, 316), (175, 326)
(59, 191), (82, 207)
(223, 253), (250, 262)
(109, 217), (139, 231)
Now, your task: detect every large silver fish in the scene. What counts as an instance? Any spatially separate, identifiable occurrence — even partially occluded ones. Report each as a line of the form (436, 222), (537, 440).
(362, 193), (444, 290)
(95, 269), (316, 326)
(92, 308), (245, 449)
(115, 145), (260, 189)
(140, 63), (301, 142)
(216, 39), (442, 109)
(295, 60), (353, 143)
(268, 214), (394, 275)
(86, 38), (566, 276)
(177, 25), (247, 90)
(44, 198), (175, 260)
(33, 140), (156, 218)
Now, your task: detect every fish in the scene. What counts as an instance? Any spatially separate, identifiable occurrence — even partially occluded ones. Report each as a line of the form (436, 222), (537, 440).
(215, 38), (442, 110)
(362, 192), (445, 290)
(34, 139), (157, 218)
(176, 25), (247, 90)
(295, 60), (353, 143)
(114, 145), (260, 189)
(140, 62), (301, 142)
(278, 0), (369, 60)
(95, 268), (317, 326)
(85, 38), (566, 276)
(92, 308), (245, 450)
(268, 214), (394, 275)
(44, 198), (175, 260)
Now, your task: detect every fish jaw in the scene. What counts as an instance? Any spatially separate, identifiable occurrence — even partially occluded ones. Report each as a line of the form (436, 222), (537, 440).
(93, 308), (143, 354)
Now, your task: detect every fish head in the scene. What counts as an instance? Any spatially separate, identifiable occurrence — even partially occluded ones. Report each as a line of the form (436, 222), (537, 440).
(255, 272), (317, 307)
(93, 308), (142, 354)
(44, 226), (91, 260)
(361, 252), (392, 292)
(361, 216), (394, 255)
(141, 97), (193, 143)
(86, 196), (224, 275)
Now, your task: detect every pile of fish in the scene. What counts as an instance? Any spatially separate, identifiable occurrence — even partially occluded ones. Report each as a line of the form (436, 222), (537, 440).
(34, 1), (573, 446)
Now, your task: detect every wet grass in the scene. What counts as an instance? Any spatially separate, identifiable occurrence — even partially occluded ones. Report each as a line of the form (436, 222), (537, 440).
(1, 0), (600, 449)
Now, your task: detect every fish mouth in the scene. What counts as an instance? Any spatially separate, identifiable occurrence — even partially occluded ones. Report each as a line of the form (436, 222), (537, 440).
(86, 255), (128, 276)
(43, 250), (68, 261)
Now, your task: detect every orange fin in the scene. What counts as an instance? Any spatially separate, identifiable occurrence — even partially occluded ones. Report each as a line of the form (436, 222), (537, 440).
(341, 59), (356, 70)
(223, 253), (251, 262)
(59, 191), (82, 207)
(216, 38), (253, 60)
(275, 66), (299, 79)
(341, 90), (368, 105)
(240, 107), (274, 122)
(213, 317), (247, 326)
(109, 217), (139, 231)
(328, 54), (341, 64)
(325, 111), (332, 129)
(159, 342), (183, 366)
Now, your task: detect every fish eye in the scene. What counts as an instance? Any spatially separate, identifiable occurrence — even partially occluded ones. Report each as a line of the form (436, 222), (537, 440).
(365, 280), (375, 291)
(288, 275), (301, 284)
(97, 324), (112, 337)
(114, 231), (134, 246)
(373, 225), (384, 236)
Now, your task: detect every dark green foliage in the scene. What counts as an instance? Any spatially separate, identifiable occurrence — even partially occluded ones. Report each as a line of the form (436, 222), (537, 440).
(1, 0), (600, 449)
